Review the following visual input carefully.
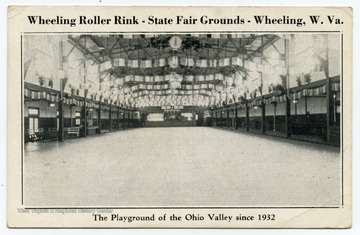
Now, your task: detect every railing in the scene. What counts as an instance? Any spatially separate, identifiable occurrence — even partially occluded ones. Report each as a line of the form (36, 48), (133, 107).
(28, 128), (44, 134)
(65, 127), (81, 137)
(45, 127), (81, 138)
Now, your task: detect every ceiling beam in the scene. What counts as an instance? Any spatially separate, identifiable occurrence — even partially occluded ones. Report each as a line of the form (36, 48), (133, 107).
(68, 36), (102, 64)
(86, 35), (113, 60)
(246, 35), (280, 60)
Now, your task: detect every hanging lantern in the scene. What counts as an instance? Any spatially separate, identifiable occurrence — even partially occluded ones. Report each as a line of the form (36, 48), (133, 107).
(170, 80), (181, 90)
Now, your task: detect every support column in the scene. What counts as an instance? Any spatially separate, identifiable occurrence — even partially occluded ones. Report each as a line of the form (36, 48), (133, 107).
(220, 109), (223, 128)
(117, 107), (120, 130)
(260, 68), (266, 134)
(285, 97), (291, 137)
(144, 112), (148, 127)
(109, 105), (112, 132)
(214, 110), (217, 127)
(260, 57), (265, 134)
(131, 111), (134, 128)
(122, 110), (125, 129)
(82, 60), (87, 137)
(285, 37), (291, 138)
(325, 35), (331, 142)
(273, 102), (277, 132)
(82, 101), (87, 137)
(261, 99), (266, 134)
(216, 110), (218, 127)
(98, 98), (102, 134)
(226, 107), (229, 128)
(245, 102), (249, 132)
(58, 39), (64, 142)
(127, 111), (130, 128)
(212, 111), (215, 127)
(235, 103), (238, 129)
(69, 105), (73, 127)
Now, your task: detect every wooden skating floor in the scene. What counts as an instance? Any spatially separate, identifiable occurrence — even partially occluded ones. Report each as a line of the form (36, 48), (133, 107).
(24, 127), (341, 207)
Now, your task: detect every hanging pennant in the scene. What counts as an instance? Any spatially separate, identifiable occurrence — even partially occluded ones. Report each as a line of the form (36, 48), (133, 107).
(124, 75), (133, 83)
(231, 57), (243, 66)
(196, 75), (205, 82)
(184, 75), (194, 82)
(144, 76), (152, 83)
(214, 74), (223, 81)
(134, 75), (143, 82)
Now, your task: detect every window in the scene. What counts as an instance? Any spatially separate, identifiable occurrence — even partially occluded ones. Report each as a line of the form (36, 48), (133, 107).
(57, 110), (59, 129)
(29, 117), (39, 131)
(28, 108), (39, 116)
(87, 111), (93, 127)
(28, 108), (39, 132)
(75, 111), (81, 126)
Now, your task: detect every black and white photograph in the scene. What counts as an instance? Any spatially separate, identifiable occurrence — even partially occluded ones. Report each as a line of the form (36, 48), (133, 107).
(22, 32), (342, 207)
(6, 5), (353, 229)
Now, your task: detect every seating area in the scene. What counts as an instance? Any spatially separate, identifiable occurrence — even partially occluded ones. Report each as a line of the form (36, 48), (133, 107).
(27, 128), (44, 142)
(65, 127), (81, 137)
(33, 127), (81, 141)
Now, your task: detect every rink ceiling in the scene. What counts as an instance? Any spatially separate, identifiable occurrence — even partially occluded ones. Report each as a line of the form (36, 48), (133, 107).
(23, 33), (341, 145)
(24, 127), (341, 207)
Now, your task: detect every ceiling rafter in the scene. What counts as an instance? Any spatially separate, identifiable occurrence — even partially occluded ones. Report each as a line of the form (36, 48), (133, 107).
(68, 36), (103, 64)
(86, 35), (113, 61)
(246, 35), (280, 60)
